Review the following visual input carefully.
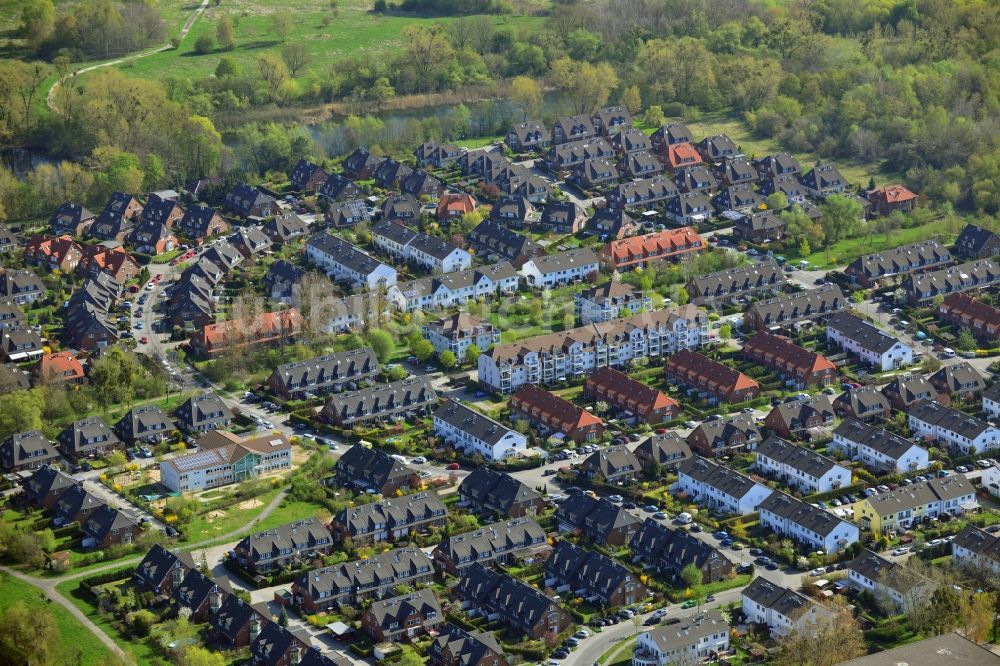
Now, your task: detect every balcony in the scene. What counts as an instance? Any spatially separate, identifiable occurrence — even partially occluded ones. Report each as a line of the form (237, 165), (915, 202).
(632, 649), (660, 666)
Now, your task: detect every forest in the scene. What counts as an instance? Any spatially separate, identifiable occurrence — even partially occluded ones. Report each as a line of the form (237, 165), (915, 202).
(0, 0), (998, 223)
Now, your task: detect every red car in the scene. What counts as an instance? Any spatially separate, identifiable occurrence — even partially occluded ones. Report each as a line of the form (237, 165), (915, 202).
(140, 336), (149, 344)
(446, 462), (461, 470)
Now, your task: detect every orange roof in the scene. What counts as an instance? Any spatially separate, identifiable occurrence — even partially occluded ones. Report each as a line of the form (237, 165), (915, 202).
(603, 227), (704, 262)
(37, 351), (84, 381)
(585, 366), (678, 414)
(876, 185), (916, 203)
(743, 332), (836, 375)
(665, 349), (760, 395)
(511, 384), (604, 432)
(666, 143), (702, 169)
(194, 309), (305, 352)
(436, 193), (476, 216)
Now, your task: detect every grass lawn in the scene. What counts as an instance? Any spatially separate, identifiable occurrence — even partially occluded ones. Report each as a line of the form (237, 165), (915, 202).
(179, 486), (284, 542)
(0, 572), (115, 666)
(599, 635), (636, 666)
(253, 498), (326, 532)
(799, 221), (955, 269)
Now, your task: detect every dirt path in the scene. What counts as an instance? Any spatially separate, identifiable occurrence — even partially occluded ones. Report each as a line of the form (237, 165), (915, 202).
(46, 0), (211, 112)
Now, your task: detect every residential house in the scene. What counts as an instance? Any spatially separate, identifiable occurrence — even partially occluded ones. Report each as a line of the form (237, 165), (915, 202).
(662, 142), (703, 171)
(422, 312), (500, 359)
(844, 240), (951, 287)
(744, 284), (847, 331)
(263, 212), (310, 244)
(520, 248), (599, 288)
(35, 350), (86, 385)
(732, 210), (784, 244)
(250, 623), (311, 666)
(606, 176), (678, 210)
(189, 309), (305, 357)
(225, 184), (276, 220)
(391, 262), (520, 313)
(611, 128), (652, 155)
(457, 468), (545, 519)
(619, 151), (662, 180)
(432, 399), (527, 462)
(173, 392), (233, 434)
(833, 386), (892, 422)
(742, 333), (837, 389)
(401, 170), (445, 199)
(428, 625), (508, 666)
(1, 430), (58, 472)
(686, 414), (761, 458)
(868, 185), (916, 216)
(0, 300), (24, 330)
(675, 456), (772, 516)
(954, 223), (1000, 259)
(114, 405), (175, 445)
(754, 436), (850, 494)
(650, 122), (693, 149)
(584, 366), (680, 424)
(575, 281), (651, 325)
(552, 114), (596, 145)
(937, 292), (1000, 343)
(132, 544), (196, 596)
(799, 163), (847, 196)
(930, 362), (986, 400)
(633, 432), (692, 471)
(79, 245), (141, 283)
(538, 201), (586, 235)
(985, 383), (1000, 420)
(211, 595), (266, 649)
(24, 465), (76, 510)
(854, 474), (976, 534)
(908, 398), (1000, 454)
(57, 418), (121, 460)
(436, 193), (477, 222)
(592, 106), (631, 135)
(414, 141), (461, 167)
(290, 159), (329, 193)
(903, 259), (1000, 304)
(882, 374), (937, 411)
(631, 519), (733, 584)
(331, 492), (447, 545)
(371, 221), (472, 274)
(0, 269), (44, 304)
(675, 165), (718, 194)
(321, 376), (437, 428)
(306, 232), (397, 289)
(267, 348), (379, 401)
(506, 122), (549, 152)
(24, 234), (83, 272)
(830, 418), (929, 474)
(342, 148), (383, 180)
(141, 194), (184, 228)
(466, 220), (543, 268)
(826, 312), (913, 371)
(52, 484), (103, 526)
(712, 183), (763, 213)
(455, 565), (569, 642)
(756, 153), (802, 180)
(332, 445), (420, 496)
(833, 634), (1000, 665)
(177, 205), (228, 244)
(758, 174), (806, 205)
(696, 135), (740, 163)
(479, 305), (708, 394)
(82, 505), (141, 549)
(741, 577), (832, 638)
(847, 549), (936, 612)
(508, 384), (605, 443)
(952, 525), (1000, 577)
(546, 138), (615, 172)
(0, 362), (30, 393)
(432, 516), (547, 574)
(373, 159), (413, 190)
(579, 445), (643, 486)
(228, 226), (273, 259)
(575, 157), (619, 188)
(631, 610), (730, 666)
(664, 349), (760, 404)
(544, 540), (648, 607)
(764, 396), (836, 439)
(686, 261), (783, 306)
(49, 203), (96, 236)
(555, 494), (641, 547)
(361, 588), (443, 642)
(715, 158), (758, 188)
(234, 519), (334, 573)
(664, 192), (713, 225)
(598, 227), (704, 271)
(586, 208), (637, 240)
(489, 194), (533, 228)
(319, 174), (362, 203)
(1, 328), (44, 362)
(90, 193), (142, 240)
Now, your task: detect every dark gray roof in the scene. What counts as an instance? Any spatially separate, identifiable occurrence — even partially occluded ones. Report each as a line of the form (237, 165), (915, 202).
(335, 492), (446, 538)
(556, 494), (641, 539)
(827, 312), (903, 354)
(366, 588), (440, 629)
(770, 395), (835, 429)
(833, 418), (925, 461)
(322, 376), (437, 425)
(756, 435), (842, 479)
(295, 547), (433, 600)
(904, 259), (1000, 298)
(134, 543), (196, 589)
(435, 516), (546, 565)
(690, 414), (760, 449)
(908, 399), (994, 440)
(580, 445), (641, 478)
(746, 284), (846, 326)
(458, 468), (542, 514)
(237, 519), (333, 562)
(742, 577), (823, 622)
(58, 417), (119, 455)
(689, 261), (782, 298)
(429, 624), (504, 666)
(758, 490), (851, 538)
(1, 430), (57, 469)
(847, 239), (951, 280)
(677, 455), (769, 501)
(632, 518), (725, 572)
(954, 223), (1000, 257)
(25, 464), (75, 504)
(433, 400), (518, 446)
(83, 504), (138, 543)
(545, 540), (635, 600)
(455, 563), (563, 632)
(270, 348), (379, 394)
(635, 432), (692, 466)
(929, 362), (986, 394)
(834, 385), (890, 416)
(525, 247), (599, 275)
(307, 232), (390, 277)
(335, 445), (417, 489)
(468, 220), (543, 261)
(836, 633), (1000, 666)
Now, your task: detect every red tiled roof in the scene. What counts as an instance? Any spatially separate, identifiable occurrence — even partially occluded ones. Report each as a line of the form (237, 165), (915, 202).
(742, 332), (836, 376)
(192, 309), (305, 354)
(872, 185), (916, 203)
(585, 366), (678, 416)
(666, 143), (702, 170)
(601, 227), (704, 265)
(664, 349), (759, 395)
(37, 351), (84, 381)
(939, 293), (1000, 331)
(510, 384), (604, 433)
(436, 193), (476, 217)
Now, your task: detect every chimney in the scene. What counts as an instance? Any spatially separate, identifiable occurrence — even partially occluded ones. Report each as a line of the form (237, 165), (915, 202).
(289, 644), (302, 664)
(172, 566), (183, 587)
(250, 616), (261, 640)
(210, 589), (222, 613)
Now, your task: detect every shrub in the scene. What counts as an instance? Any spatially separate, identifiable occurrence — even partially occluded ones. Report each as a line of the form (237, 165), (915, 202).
(194, 35), (215, 54)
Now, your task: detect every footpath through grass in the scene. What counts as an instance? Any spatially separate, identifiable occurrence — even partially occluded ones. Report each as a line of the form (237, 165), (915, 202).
(0, 572), (115, 666)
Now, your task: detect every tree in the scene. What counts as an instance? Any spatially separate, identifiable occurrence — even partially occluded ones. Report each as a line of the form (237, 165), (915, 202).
(593, 401), (610, 415)
(90, 346), (144, 408)
(278, 606), (289, 627)
(765, 192), (788, 211)
(772, 611), (865, 666)
(960, 592), (994, 644)
(108, 450), (127, 471)
(271, 12), (293, 42)
(818, 194), (863, 248)
(0, 601), (57, 666)
(620, 85), (642, 114)
(365, 329), (395, 363)
(956, 328), (977, 351)
(194, 34), (214, 54)
(411, 338), (435, 362)
(719, 323), (732, 340)
(925, 586), (961, 636)
(439, 350), (456, 369)
(398, 646), (424, 666)
(215, 56), (239, 78)
(179, 646), (226, 666)
(216, 15), (236, 51)
(643, 105), (665, 127)
(799, 238), (811, 256)
(256, 54), (290, 102)
(281, 43), (313, 77)
(510, 76), (542, 120)
(20, 0), (55, 51)
(0, 388), (43, 439)
(675, 287), (689, 306)
(680, 563), (703, 589)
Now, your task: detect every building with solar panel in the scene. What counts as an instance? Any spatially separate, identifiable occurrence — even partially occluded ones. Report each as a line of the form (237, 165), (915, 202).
(159, 432), (291, 492)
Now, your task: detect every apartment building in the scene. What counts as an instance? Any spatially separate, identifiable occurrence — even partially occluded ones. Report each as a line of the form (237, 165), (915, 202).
(520, 248), (600, 288)
(632, 612), (730, 666)
(330, 492), (447, 545)
(742, 333), (837, 389)
(754, 436), (850, 494)
(432, 399), (528, 462)
(831, 418), (929, 474)
(584, 366), (680, 424)
(306, 232), (397, 290)
(598, 228), (704, 271)
(371, 221), (472, 274)
(508, 384), (605, 443)
(907, 398), (1000, 454)
(854, 474), (976, 534)
(575, 281), (652, 325)
(675, 456), (773, 516)
(758, 491), (859, 553)
(664, 349), (760, 404)
(422, 313), (500, 358)
(826, 312), (913, 371)
(479, 305), (709, 394)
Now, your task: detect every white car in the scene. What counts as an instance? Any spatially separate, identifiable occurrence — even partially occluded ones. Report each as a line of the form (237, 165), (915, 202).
(891, 547), (908, 556)
(413, 456), (427, 464)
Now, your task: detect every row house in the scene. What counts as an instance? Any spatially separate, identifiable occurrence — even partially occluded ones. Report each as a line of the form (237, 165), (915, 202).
(881, 374), (936, 411)
(478, 305), (709, 394)
(306, 232), (397, 290)
(234, 519), (334, 574)
(854, 474), (976, 534)
(342, 148), (384, 180)
(599, 227), (704, 271)
(551, 114), (596, 145)
(634, 431), (692, 471)
(574, 157), (619, 188)
(953, 223), (1000, 260)
(432, 516), (547, 574)
(331, 492), (447, 545)
(833, 386), (891, 422)
(712, 183), (763, 213)
(455, 564), (571, 642)
(755, 436), (850, 494)
(292, 547), (434, 613)
(930, 361), (987, 400)
(664, 349), (760, 404)
(250, 623), (315, 666)
(555, 493), (641, 547)
(391, 262), (520, 313)
(907, 398), (1000, 454)
(290, 159), (329, 193)
(173, 567), (233, 622)
(508, 384), (605, 443)
(630, 518), (732, 584)
(402, 170), (445, 200)
(176, 205), (229, 244)
(612, 127), (652, 155)
(158, 433), (292, 493)
(764, 395), (836, 439)
(664, 192), (713, 225)
(632, 611), (730, 666)
(457, 467), (545, 519)
(57, 417), (121, 461)
(743, 333), (837, 389)
(847, 549), (936, 612)
(82, 504), (141, 549)
(506, 121), (549, 152)
(429, 625), (508, 666)
(575, 281), (651, 325)
(320, 174), (363, 203)
(758, 491), (859, 554)
(986, 383), (1000, 421)
(546, 137), (615, 172)
(24, 465), (76, 510)
(830, 418), (929, 474)
(24, 235), (83, 272)
(686, 261), (783, 306)
(538, 201), (586, 235)
(845, 239), (951, 287)
(937, 292), (1000, 343)
(132, 544), (197, 597)
(212, 595), (268, 650)
(432, 399), (528, 462)
(189, 309), (305, 357)
(489, 194), (533, 228)
(422, 312), (499, 359)
(903, 258), (1000, 304)
(224, 183), (275, 220)
(0, 430), (59, 472)
(320, 376), (437, 428)
(371, 221), (472, 274)
(267, 348), (380, 400)
(696, 135), (740, 164)
(744, 284), (847, 331)
(731, 210), (785, 244)
(0, 268), (44, 304)
(799, 163), (847, 196)
(952, 525), (1000, 577)
(333, 445), (419, 496)
(675, 165), (718, 194)
(467, 220), (544, 268)
(687, 413), (761, 458)
(826, 312), (913, 371)
(544, 540), (648, 608)
(675, 455), (772, 516)
(584, 366), (680, 424)
(742, 577), (832, 639)
(360, 588), (443, 643)
(49, 202), (96, 236)
(89, 192), (141, 241)
(374, 158), (413, 190)
(520, 248), (600, 288)
(606, 176), (678, 210)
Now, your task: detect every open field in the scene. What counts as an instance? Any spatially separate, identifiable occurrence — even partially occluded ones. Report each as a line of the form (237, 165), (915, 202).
(179, 486), (284, 542)
(0, 572), (115, 666)
(799, 220), (955, 269)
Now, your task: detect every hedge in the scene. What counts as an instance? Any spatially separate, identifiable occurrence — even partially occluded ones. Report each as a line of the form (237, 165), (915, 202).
(79, 565), (138, 588)
(445, 611), (478, 632)
(502, 643), (546, 660)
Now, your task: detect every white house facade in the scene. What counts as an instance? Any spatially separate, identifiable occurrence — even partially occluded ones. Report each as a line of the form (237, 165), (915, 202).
(825, 312), (913, 371)
(758, 492), (859, 554)
(830, 419), (929, 474)
(432, 400), (528, 462)
(307, 232), (397, 290)
(519, 248), (599, 289)
(754, 437), (851, 494)
(907, 399), (1000, 454)
(675, 456), (773, 516)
